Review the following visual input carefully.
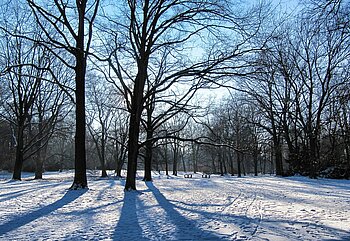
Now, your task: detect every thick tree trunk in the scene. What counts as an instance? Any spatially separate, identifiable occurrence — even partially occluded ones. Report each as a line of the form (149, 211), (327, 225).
(71, 62), (88, 189)
(125, 113), (140, 190)
(274, 146), (284, 176)
(101, 160), (108, 178)
(71, 2), (88, 189)
(125, 65), (147, 190)
(273, 138), (284, 176)
(309, 134), (318, 179)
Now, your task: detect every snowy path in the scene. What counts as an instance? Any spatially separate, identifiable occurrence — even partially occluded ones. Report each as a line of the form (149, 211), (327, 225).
(0, 171), (349, 240)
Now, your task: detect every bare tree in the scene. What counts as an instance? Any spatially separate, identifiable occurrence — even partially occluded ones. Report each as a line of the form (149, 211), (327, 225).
(98, 0), (265, 190)
(26, 0), (100, 188)
(239, 0), (350, 178)
(0, 2), (66, 180)
(110, 108), (129, 178)
(86, 76), (115, 178)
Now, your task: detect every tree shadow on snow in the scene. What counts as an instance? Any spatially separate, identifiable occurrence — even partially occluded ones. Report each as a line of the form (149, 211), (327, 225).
(113, 190), (151, 241)
(0, 182), (64, 203)
(0, 189), (87, 235)
(169, 198), (350, 241)
(144, 182), (231, 240)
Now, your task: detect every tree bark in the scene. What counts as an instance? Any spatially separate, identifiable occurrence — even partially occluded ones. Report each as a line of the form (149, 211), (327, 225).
(70, 1), (88, 189)
(125, 65), (147, 190)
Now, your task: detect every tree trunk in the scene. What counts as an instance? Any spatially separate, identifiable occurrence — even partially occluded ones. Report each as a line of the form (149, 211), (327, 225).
(309, 134), (318, 179)
(101, 161), (108, 177)
(219, 151), (224, 176)
(115, 166), (122, 178)
(165, 158), (169, 176)
(273, 137), (284, 176)
(35, 143), (47, 180)
(172, 138), (178, 176)
(229, 151), (234, 176)
(253, 151), (258, 176)
(115, 142), (125, 178)
(211, 153), (216, 174)
(223, 153), (227, 175)
(12, 125), (24, 180)
(219, 160), (224, 176)
(125, 63), (147, 190)
(192, 144), (198, 173)
(100, 134), (108, 178)
(172, 152), (178, 176)
(182, 154), (186, 173)
(71, 2), (88, 189)
(242, 155), (247, 176)
(143, 130), (153, 181)
(34, 114), (44, 179)
(71, 61), (88, 188)
(237, 151), (241, 178)
(125, 113), (140, 190)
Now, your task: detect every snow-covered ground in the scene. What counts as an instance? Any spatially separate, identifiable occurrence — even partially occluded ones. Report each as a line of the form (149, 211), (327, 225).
(0, 170), (349, 241)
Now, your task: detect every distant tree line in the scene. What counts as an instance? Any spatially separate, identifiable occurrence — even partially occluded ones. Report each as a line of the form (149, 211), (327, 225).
(0, 0), (349, 190)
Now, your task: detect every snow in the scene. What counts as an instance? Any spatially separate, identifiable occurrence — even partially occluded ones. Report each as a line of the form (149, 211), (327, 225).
(0, 171), (349, 240)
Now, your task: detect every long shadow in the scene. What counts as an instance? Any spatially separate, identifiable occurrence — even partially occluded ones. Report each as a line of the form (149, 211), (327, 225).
(0, 182), (64, 203)
(169, 197), (350, 241)
(113, 190), (151, 241)
(0, 189), (87, 235)
(145, 182), (231, 240)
